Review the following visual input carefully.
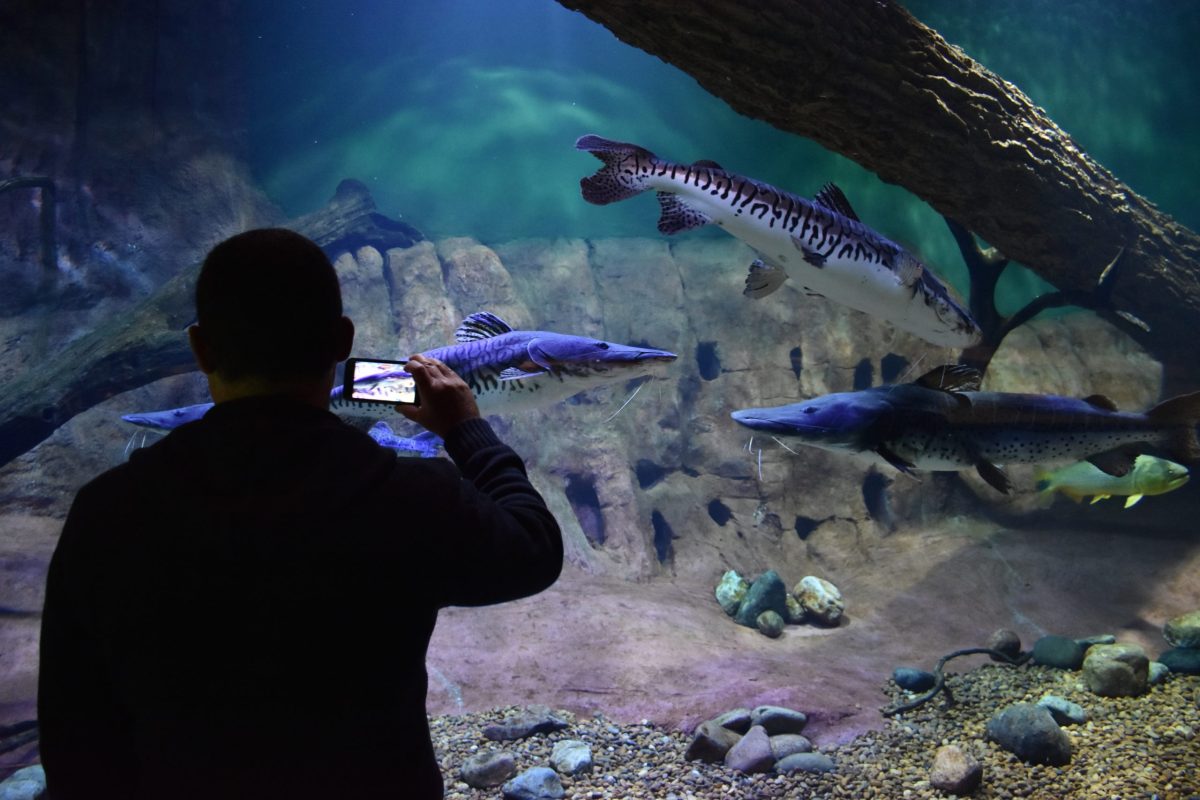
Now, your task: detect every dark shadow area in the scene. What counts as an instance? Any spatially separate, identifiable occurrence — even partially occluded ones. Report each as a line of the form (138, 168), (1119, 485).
(789, 346), (803, 380)
(695, 341), (721, 381)
(795, 515), (820, 540)
(564, 472), (606, 546)
(650, 510), (675, 564)
(635, 459), (669, 490)
(707, 498), (732, 526)
(862, 469), (896, 534)
(852, 358), (874, 390)
(880, 352), (910, 384)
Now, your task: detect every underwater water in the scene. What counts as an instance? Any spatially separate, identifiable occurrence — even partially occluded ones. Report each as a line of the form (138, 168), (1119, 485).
(2, 0), (1199, 796)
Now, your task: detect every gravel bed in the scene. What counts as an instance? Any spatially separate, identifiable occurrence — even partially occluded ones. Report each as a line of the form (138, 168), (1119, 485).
(435, 664), (1200, 799)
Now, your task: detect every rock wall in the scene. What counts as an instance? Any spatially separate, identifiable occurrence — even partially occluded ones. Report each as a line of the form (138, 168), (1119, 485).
(0, 235), (1165, 587)
(284, 236), (1165, 583)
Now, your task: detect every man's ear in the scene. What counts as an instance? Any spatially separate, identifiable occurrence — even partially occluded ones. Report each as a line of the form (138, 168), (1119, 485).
(333, 316), (355, 363)
(188, 324), (217, 375)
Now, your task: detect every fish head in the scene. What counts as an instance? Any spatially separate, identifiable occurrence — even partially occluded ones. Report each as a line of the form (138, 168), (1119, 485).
(903, 253), (983, 348)
(1133, 455), (1191, 494)
(120, 402), (214, 432)
(731, 391), (889, 450)
(527, 335), (677, 386)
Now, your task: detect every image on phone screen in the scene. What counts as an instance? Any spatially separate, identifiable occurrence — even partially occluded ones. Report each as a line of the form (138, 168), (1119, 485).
(345, 359), (418, 405)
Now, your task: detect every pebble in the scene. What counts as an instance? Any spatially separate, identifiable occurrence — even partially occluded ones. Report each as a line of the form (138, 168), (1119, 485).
(431, 666), (1200, 800)
(756, 609), (785, 638)
(768, 733), (813, 760)
(715, 570), (749, 617)
(776, 752), (836, 774)
(723, 725), (773, 774)
(550, 739), (592, 776)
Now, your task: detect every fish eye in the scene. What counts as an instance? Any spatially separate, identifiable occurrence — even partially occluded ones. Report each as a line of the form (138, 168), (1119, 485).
(803, 407), (817, 414)
(595, 342), (609, 349)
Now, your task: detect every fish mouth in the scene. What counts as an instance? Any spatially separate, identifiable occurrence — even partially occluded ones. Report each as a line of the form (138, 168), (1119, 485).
(730, 409), (805, 435)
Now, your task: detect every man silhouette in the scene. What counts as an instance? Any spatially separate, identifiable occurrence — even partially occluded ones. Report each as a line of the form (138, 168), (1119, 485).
(38, 228), (563, 798)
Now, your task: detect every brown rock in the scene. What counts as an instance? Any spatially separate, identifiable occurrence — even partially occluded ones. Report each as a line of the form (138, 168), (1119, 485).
(930, 744), (983, 795)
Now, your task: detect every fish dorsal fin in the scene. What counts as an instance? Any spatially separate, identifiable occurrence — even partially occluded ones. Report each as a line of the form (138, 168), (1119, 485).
(913, 364), (982, 393)
(813, 183), (860, 222)
(692, 159), (724, 170)
(1083, 394), (1119, 412)
(455, 312), (513, 343)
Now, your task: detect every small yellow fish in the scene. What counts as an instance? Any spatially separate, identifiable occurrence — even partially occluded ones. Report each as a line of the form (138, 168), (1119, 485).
(1035, 455), (1190, 508)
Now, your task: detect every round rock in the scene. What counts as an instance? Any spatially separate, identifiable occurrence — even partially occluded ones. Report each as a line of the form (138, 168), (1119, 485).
(1036, 694), (1088, 725)
(794, 575), (844, 626)
(461, 751), (518, 788)
(750, 705), (807, 735)
(1031, 635), (1085, 669)
(757, 609), (785, 638)
(1082, 643), (1149, 697)
(1158, 647), (1200, 675)
(684, 720), (742, 763)
(929, 744), (982, 795)
(735, 570), (788, 628)
(1163, 609), (1200, 648)
(715, 570), (749, 617)
(777, 752), (836, 774)
(723, 725), (774, 774)
(986, 703), (1072, 766)
(769, 733), (813, 760)
(550, 739), (593, 776)
(987, 628), (1022, 661)
(892, 666), (937, 692)
(502, 766), (564, 800)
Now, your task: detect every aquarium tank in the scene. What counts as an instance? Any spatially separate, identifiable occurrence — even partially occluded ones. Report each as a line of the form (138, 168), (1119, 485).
(1, 0), (1199, 796)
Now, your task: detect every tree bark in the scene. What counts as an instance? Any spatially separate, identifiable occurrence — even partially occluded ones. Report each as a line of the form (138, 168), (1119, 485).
(556, 0), (1200, 388)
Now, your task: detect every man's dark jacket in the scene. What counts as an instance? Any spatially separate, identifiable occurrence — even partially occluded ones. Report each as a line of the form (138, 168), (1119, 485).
(38, 397), (563, 799)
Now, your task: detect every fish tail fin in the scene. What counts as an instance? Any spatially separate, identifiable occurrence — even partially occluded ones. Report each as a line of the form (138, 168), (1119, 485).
(1147, 390), (1200, 462)
(576, 134), (657, 205)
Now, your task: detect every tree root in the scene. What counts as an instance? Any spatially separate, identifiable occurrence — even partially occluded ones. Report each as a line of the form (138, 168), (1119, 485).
(881, 646), (1031, 717)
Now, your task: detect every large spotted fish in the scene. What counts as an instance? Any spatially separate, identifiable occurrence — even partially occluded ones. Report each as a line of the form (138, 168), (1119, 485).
(731, 365), (1200, 493)
(576, 134), (981, 348)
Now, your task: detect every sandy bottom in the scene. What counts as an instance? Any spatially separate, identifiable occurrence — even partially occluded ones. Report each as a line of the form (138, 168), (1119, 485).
(426, 519), (1200, 745)
(1, 512), (1197, 780)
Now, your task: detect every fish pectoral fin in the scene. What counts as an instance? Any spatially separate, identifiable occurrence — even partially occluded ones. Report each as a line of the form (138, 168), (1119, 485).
(1124, 494), (1144, 508)
(913, 365), (982, 394)
(656, 192), (711, 235)
(1088, 494), (1108, 505)
(791, 238), (827, 268)
(974, 460), (1012, 494)
(1086, 448), (1137, 477)
(876, 445), (918, 476)
(499, 365), (547, 381)
(744, 258), (789, 299)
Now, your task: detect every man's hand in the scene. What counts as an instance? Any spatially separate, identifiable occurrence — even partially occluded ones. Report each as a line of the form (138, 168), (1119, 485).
(395, 354), (481, 437)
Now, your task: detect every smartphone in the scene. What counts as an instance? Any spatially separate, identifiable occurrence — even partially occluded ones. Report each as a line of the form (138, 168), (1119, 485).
(343, 358), (419, 406)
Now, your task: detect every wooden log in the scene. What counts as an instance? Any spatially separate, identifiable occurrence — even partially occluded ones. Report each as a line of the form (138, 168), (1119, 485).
(0, 180), (422, 468)
(556, 0), (1200, 388)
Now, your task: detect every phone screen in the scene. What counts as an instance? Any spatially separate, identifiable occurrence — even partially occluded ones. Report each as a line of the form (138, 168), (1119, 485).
(344, 358), (418, 405)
